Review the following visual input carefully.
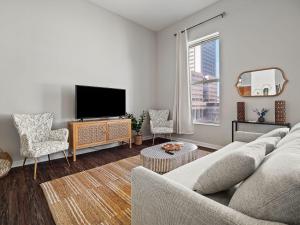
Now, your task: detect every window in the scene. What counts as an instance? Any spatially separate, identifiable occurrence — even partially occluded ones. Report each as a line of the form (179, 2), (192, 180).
(188, 33), (220, 125)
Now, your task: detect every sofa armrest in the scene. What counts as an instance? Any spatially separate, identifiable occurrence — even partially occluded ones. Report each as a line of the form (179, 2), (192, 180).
(234, 131), (263, 143)
(132, 166), (286, 225)
(49, 128), (69, 142)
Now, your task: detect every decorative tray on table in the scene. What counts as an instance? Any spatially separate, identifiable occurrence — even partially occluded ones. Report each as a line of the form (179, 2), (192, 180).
(162, 143), (184, 152)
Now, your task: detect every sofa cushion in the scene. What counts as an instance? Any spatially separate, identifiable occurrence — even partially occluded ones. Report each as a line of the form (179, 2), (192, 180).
(193, 142), (266, 194)
(204, 185), (238, 206)
(249, 137), (281, 155)
(229, 153), (300, 225)
(163, 141), (246, 189)
(268, 138), (300, 157)
(258, 127), (290, 139)
(290, 122), (300, 133)
(276, 131), (300, 148)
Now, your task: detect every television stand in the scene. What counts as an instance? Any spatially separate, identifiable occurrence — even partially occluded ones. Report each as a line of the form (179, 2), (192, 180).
(69, 119), (132, 161)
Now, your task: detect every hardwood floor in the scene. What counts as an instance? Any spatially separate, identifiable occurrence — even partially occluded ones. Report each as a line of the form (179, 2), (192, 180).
(0, 138), (212, 225)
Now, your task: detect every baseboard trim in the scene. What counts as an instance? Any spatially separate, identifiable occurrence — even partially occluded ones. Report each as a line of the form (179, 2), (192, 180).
(12, 135), (218, 167)
(12, 135), (153, 168)
(171, 137), (223, 150)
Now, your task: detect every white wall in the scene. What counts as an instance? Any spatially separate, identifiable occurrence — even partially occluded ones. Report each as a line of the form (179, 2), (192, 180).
(1, 0), (300, 163)
(0, 0), (156, 162)
(156, 0), (300, 147)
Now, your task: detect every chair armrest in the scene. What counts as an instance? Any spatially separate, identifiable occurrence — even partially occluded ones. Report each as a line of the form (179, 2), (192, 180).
(166, 120), (173, 129)
(49, 128), (69, 142)
(132, 166), (286, 225)
(150, 120), (154, 133)
(20, 133), (33, 153)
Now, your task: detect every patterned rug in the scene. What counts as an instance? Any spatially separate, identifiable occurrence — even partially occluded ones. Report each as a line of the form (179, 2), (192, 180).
(41, 155), (140, 225)
(41, 150), (210, 225)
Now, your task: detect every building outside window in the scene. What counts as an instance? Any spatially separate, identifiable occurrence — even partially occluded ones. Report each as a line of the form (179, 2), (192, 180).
(188, 33), (220, 125)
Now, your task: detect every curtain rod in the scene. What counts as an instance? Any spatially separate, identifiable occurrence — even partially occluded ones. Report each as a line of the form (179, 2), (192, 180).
(174, 12), (226, 36)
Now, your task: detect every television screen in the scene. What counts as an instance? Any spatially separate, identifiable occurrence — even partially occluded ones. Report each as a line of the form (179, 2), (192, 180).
(75, 85), (126, 119)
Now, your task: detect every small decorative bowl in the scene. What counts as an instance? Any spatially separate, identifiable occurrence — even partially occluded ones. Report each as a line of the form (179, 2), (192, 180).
(162, 143), (183, 152)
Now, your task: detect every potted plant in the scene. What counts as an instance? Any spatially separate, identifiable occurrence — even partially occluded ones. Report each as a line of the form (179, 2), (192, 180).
(126, 111), (146, 145)
(253, 108), (269, 123)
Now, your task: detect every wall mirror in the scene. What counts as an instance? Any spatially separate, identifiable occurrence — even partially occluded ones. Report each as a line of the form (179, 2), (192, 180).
(236, 67), (287, 97)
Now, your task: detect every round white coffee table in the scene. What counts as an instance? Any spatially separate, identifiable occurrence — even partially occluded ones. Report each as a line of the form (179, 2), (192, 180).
(140, 142), (198, 173)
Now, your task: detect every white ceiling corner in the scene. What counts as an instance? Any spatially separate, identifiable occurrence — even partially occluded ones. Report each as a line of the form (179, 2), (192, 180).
(87, 0), (220, 31)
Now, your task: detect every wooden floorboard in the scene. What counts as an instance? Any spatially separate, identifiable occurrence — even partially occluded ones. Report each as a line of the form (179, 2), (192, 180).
(0, 138), (213, 225)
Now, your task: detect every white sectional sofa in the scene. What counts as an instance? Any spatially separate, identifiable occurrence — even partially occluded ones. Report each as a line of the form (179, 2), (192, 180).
(132, 127), (300, 225)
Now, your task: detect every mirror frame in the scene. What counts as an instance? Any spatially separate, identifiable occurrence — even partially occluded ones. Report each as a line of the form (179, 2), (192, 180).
(236, 67), (288, 97)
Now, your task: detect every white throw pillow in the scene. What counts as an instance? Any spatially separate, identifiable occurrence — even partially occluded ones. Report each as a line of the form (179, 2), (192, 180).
(258, 127), (290, 139)
(193, 142), (266, 194)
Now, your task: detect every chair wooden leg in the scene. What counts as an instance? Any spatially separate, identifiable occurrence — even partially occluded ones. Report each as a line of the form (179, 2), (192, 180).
(33, 158), (38, 180)
(73, 148), (76, 162)
(152, 134), (155, 145)
(63, 151), (70, 167)
(23, 157), (27, 167)
(48, 154), (51, 163)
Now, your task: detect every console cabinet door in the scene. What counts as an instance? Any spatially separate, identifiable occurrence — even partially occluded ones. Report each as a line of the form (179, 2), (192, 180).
(107, 120), (131, 141)
(75, 122), (107, 148)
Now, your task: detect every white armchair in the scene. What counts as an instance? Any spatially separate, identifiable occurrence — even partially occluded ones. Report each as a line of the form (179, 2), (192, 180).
(149, 109), (173, 145)
(12, 112), (70, 179)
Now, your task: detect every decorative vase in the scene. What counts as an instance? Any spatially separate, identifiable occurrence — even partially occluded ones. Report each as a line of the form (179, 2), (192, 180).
(258, 116), (265, 123)
(275, 100), (286, 124)
(134, 135), (143, 145)
(237, 102), (245, 121)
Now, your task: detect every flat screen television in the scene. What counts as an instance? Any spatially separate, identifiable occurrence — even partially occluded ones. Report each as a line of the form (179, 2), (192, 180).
(75, 85), (126, 119)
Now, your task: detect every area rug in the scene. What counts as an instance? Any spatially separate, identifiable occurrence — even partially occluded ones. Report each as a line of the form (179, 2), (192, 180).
(41, 150), (210, 225)
(41, 155), (140, 225)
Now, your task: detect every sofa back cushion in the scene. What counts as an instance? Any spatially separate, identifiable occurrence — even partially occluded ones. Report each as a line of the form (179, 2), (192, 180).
(276, 130), (300, 148)
(258, 127), (290, 139)
(234, 131), (263, 143)
(249, 137), (281, 155)
(193, 142), (267, 194)
(290, 122), (300, 133)
(229, 152), (300, 225)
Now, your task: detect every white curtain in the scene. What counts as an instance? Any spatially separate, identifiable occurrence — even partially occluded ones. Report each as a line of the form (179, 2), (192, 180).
(172, 31), (194, 134)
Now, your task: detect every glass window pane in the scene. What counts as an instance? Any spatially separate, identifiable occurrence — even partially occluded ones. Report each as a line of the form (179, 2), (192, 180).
(189, 37), (220, 124)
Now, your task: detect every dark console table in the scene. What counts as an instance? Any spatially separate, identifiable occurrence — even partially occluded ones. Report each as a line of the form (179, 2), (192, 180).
(232, 120), (291, 142)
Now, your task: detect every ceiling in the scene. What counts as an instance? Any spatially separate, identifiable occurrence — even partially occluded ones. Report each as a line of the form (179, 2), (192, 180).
(88, 0), (220, 31)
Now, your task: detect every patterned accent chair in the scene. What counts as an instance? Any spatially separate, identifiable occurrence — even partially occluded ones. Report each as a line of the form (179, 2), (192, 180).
(12, 113), (70, 179)
(149, 110), (173, 145)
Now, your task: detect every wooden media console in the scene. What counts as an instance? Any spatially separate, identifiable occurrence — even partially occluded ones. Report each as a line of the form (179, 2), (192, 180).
(69, 119), (132, 161)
